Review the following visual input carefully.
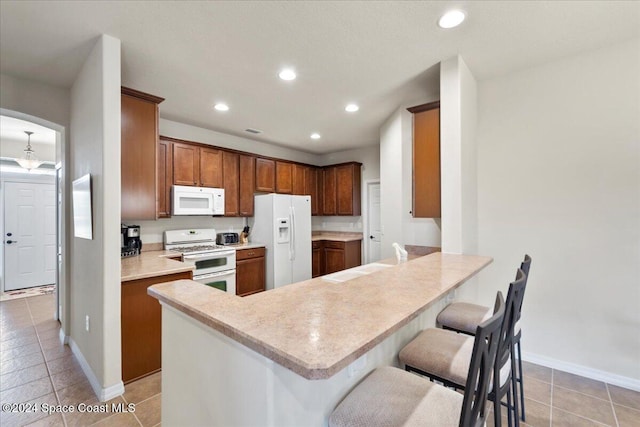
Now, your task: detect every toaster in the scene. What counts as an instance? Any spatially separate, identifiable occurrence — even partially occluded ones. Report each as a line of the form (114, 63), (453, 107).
(216, 232), (239, 245)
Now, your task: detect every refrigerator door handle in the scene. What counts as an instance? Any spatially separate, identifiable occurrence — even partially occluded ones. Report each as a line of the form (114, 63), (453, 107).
(291, 205), (296, 261)
(288, 206), (294, 261)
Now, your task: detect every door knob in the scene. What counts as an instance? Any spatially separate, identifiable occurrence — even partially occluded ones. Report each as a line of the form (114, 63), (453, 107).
(6, 240), (17, 244)
(6, 232), (12, 236)
(369, 235), (374, 239)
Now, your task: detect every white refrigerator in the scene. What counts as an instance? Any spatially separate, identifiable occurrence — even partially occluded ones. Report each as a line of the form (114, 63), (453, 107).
(251, 194), (312, 289)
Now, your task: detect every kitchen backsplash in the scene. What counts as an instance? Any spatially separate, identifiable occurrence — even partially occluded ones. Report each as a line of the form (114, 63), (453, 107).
(312, 216), (363, 232)
(129, 216), (247, 244)
(128, 215), (362, 245)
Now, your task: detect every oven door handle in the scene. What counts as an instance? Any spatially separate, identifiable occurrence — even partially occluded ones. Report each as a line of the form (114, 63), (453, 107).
(183, 250), (236, 260)
(195, 269), (236, 280)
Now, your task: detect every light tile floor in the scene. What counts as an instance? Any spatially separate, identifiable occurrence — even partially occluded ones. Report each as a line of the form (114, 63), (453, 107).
(2, 294), (639, 426)
(0, 294), (161, 427)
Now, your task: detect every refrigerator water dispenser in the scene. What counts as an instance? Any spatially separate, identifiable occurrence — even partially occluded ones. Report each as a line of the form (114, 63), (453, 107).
(277, 218), (290, 243)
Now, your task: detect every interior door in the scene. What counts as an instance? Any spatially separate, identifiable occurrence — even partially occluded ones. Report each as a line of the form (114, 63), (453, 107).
(367, 182), (382, 263)
(3, 182), (56, 291)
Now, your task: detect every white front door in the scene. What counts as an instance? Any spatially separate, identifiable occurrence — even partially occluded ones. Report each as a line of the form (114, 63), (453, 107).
(367, 182), (382, 263)
(3, 182), (56, 291)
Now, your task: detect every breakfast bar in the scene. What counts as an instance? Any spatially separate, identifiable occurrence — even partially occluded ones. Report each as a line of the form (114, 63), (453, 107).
(148, 252), (492, 426)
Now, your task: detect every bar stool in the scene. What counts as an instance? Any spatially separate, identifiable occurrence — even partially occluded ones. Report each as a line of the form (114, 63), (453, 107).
(399, 269), (527, 427)
(329, 292), (505, 427)
(437, 255), (531, 422)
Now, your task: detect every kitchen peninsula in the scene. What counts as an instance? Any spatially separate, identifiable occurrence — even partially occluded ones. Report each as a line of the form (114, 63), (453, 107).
(148, 252), (492, 426)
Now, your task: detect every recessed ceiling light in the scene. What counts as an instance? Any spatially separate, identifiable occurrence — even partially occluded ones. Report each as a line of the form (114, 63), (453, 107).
(310, 133), (321, 140)
(438, 10), (465, 28)
(214, 103), (229, 112)
(345, 104), (359, 113)
(279, 68), (297, 81)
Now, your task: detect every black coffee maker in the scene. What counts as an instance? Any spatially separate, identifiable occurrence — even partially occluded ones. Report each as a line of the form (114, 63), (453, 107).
(121, 224), (142, 257)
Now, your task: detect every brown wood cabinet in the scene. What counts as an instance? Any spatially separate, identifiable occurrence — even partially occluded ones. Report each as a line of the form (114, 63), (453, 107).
(312, 241), (323, 278)
(121, 270), (192, 384)
(336, 163), (361, 215)
(236, 247), (266, 297)
(200, 147), (223, 188)
(121, 87), (164, 220)
(239, 155), (255, 216)
(223, 151), (239, 216)
(408, 102), (441, 218)
(172, 142), (200, 186)
(292, 163), (306, 195)
(255, 158), (275, 192)
(275, 161), (293, 194)
(157, 138), (172, 218)
(322, 167), (337, 215)
(312, 239), (362, 277)
(321, 162), (361, 216)
(304, 167), (322, 216)
(172, 143), (223, 188)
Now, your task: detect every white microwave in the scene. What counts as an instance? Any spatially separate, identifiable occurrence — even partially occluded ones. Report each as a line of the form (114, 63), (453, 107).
(172, 185), (225, 216)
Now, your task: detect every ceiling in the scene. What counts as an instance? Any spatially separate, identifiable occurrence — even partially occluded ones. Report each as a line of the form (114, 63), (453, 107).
(0, 1), (638, 154)
(0, 116), (57, 145)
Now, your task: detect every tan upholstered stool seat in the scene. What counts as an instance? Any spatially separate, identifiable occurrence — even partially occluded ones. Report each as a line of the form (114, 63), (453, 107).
(399, 328), (511, 390)
(436, 302), (492, 335)
(399, 328), (473, 386)
(329, 366), (463, 427)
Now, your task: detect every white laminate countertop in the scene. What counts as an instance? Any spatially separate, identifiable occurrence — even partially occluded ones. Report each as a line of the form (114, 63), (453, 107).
(121, 251), (194, 282)
(311, 232), (363, 242)
(148, 252), (492, 379)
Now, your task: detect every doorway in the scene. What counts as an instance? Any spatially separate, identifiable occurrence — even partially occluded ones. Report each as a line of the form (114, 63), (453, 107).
(364, 180), (381, 263)
(3, 181), (56, 291)
(0, 110), (65, 327)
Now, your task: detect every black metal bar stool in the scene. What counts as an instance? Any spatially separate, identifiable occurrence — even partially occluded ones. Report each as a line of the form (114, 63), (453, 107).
(399, 269), (527, 427)
(437, 255), (532, 422)
(329, 292), (506, 427)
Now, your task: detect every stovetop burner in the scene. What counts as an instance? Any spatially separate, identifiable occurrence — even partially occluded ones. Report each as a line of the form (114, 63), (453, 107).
(169, 244), (224, 254)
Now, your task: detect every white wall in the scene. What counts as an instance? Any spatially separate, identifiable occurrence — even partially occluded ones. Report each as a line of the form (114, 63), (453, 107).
(0, 75), (71, 341)
(1, 138), (56, 162)
(379, 98), (442, 259)
(69, 34), (123, 400)
(440, 56), (478, 255)
(476, 39), (640, 385)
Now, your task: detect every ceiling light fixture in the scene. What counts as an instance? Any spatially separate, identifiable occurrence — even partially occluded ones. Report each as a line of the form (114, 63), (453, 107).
(438, 10), (465, 28)
(279, 68), (297, 81)
(310, 133), (321, 140)
(214, 103), (229, 112)
(15, 131), (43, 171)
(345, 104), (359, 113)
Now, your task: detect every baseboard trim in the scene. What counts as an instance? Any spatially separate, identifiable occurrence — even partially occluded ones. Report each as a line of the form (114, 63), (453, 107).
(68, 338), (125, 401)
(522, 351), (640, 392)
(58, 328), (69, 345)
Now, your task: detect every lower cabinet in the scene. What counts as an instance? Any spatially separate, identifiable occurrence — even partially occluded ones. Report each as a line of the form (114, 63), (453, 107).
(121, 270), (192, 384)
(236, 247), (266, 297)
(312, 240), (362, 277)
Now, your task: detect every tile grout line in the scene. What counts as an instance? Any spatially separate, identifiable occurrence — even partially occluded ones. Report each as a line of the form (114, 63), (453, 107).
(121, 393), (145, 426)
(605, 383), (620, 427)
(552, 383), (618, 404)
(549, 368), (553, 426)
(26, 296), (70, 427)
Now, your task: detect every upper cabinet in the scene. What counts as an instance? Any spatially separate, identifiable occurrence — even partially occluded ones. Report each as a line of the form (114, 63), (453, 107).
(292, 163), (306, 196)
(322, 167), (337, 215)
(322, 162), (361, 216)
(121, 87), (164, 221)
(172, 143), (222, 188)
(275, 161), (293, 194)
(157, 138), (172, 218)
(223, 151), (240, 216)
(239, 155), (255, 216)
(408, 101), (440, 218)
(304, 167), (322, 216)
(255, 158), (275, 192)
